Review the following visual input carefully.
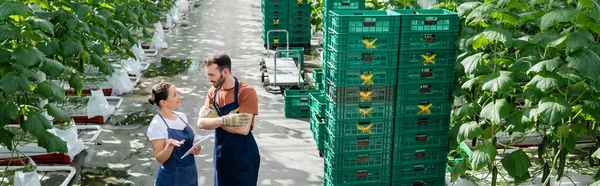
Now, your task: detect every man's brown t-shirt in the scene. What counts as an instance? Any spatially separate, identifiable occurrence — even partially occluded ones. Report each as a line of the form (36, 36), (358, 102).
(204, 81), (259, 129)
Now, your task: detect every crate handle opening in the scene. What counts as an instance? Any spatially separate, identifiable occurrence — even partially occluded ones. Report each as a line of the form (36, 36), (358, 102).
(301, 108), (309, 112)
(414, 165), (426, 172)
(357, 138), (370, 146)
(274, 5), (279, 8)
(420, 68), (433, 77)
(425, 34), (435, 42)
(415, 135), (428, 141)
(359, 86), (372, 92)
(414, 149), (426, 157)
(416, 119), (429, 126)
(356, 170), (368, 177)
(412, 181), (425, 186)
(356, 154), (370, 162)
(425, 19), (437, 25)
(419, 85), (431, 93)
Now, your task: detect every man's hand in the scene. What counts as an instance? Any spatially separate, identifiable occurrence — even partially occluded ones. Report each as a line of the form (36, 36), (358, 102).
(199, 105), (219, 118)
(222, 113), (252, 127)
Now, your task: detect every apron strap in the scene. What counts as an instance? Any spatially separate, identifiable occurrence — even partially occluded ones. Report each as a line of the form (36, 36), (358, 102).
(213, 77), (240, 116)
(157, 113), (171, 129)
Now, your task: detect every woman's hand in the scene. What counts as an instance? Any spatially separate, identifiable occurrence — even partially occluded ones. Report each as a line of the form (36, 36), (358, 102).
(168, 139), (185, 147)
(191, 145), (201, 155)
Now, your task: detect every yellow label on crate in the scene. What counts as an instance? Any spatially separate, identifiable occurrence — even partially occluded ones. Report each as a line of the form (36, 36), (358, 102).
(274, 39), (279, 44)
(362, 39), (377, 49)
(422, 54), (437, 66)
(273, 19), (280, 24)
(360, 91), (372, 102)
(357, 124), (374, 134)
(297, 0), (303, 4)
(360, 108), (372, 118)
(360, 74), (374, 85)
(418, 103), (433, 115)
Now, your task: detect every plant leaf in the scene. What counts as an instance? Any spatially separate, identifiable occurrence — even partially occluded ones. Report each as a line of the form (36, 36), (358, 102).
(466, 3), (494, 23)
(0, 127), (14, 150)
(527, 57), (561, 74)
(458, 2), (482, 17)
(461, 78), (478, 90)
(454, 103), (481, 119)
(0, 2), (31, 18)
(483, 25), (513, 46)
(481, 71), (514, 93)
(461, 52), (484, 74)
(538, 97), (572, 125)
(549, 35), (567, 49)
(458, 121), (483, 142)
(40, 58), (65, 79)
(540, 8), (577, 31)
(27, 17), (54, 35)
(0, 102), (18, 125)
(580, 0), (600, 21)
(13, 46), (44, 67)
(0, 24), (19, 41)
(44, 103), (69, 122)
(60, 39), (84, 57)
(501, 149), (532, 177)
(525, 73), (565, 93)
(491, 11), (519, 26)
(505, 110), (525, 132)
(471, 142), (497, 171)
(481, 99), (510, 124)
(0, 72), (29, 94)
(567, 29), (594, 52)
(37, 81), (65, 100)
(567, 48), (600, 80)
(37, 131), (67, 153)
(21, 111), (52, 137)
(36, 39), (59, 56)
(451, 156), (469, 182)
(69, 73), (83, 94)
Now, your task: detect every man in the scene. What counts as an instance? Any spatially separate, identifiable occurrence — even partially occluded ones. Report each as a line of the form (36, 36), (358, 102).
(197, 53), (260, 186)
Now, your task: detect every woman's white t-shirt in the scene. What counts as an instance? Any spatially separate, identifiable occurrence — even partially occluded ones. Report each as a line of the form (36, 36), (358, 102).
(146, 112), (191, 144)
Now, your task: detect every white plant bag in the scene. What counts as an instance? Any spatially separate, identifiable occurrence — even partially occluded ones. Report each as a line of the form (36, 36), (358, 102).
(87, 89), (116, 118)
(150, 22), (167, 50)
(178, 0), (189, 13)
(52, 125), (84, 160)
(166, 14), (173, 29)
(131, 43), (145, 62)
(120, 58), (142, 77)
(108, 70), (135, 96)
(170, 7), (180, 24)
(14, 161), (41, 186)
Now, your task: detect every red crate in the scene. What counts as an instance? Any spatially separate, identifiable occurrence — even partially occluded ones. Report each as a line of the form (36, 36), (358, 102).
(0, 153), (71, 165)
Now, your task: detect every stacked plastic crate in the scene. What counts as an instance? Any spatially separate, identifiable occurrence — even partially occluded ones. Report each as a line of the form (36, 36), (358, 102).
(323, 10), (400, 186)
(288, 0), (312, 48)
(262, 0), (288, 48)
(284, 89), (320, 118)
(391, 9), (460, 185)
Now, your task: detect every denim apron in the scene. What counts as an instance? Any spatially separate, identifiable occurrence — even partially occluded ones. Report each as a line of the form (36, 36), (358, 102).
(155, 113), (198, 186)
(213, 77), (260, 186)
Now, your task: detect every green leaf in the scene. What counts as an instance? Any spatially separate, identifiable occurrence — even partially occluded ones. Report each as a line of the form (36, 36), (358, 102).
(458, 121), (483, 142)
(0, 24), (19, 41)
(90, 25), (108, 41)
(461, 52), (484, 74)
(505, 110), (525, 132)
(22, 30), (43, 42)
(0, 2), (31, 18)
(461, 78), (478, 90)
(72, 3), (92, 19)
(0, 72), (29, 94)
(514, 172), (531, 184)
(0, 127), (14, 150)
(471, 34), (489, 50)
(21, 111), (52, 137)
(454, 103), (481, 119)
(540, 8), (577, 31)
(567, 29), (594, 52)
(538, 97), (572, 125)
(37, 131), (67, 153)
(13, 46), (44, 67)
(451, 156), (469, 182)
(27, 17), (54, 35)
(566, 48), (600, 80)
(525, 73), (565, 93)
(458, 2), (482, 17)
(481, 71), (514, 93)
(60, 39), (84, 57)
(36, 39), (59, 56)
(501, 149), (532, 177)
(0, 102), (18, 125)
(527, 57), (561, 74)
(37, 81), (64, 100)
(491, 11), (519, 26)
(483, 25), (512, 46)
(549, 35), (567, 49)
(481, 99), (510, 124)
(69, 73), (83, 94)
(40, 58), (65, 79)
(466, 3), (494, 23)
(98, 8), (112, 20)
(580, 0), (600, 21)
(44, 103), (69, 121)
(91, 43), (105, 55)
(111, 20), (130, 36)
(471, 142), (497, 171)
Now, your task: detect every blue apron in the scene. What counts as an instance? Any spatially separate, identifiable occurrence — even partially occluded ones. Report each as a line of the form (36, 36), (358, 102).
(213, 77), (260, 186)
(155, 113), (198, 186)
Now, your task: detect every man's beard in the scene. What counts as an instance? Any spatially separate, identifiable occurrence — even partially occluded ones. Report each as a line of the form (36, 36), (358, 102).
(212, 73), (226, 88)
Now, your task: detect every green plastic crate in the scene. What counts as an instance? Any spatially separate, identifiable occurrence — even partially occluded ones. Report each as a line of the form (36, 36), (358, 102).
(330, 10), (401, 33)
(324, 175), (390, 186)
(312, 68), (324, 83)
(328, 50), (398, 69)
(325, 149), (391, 169)
(325, 162), (391, 186)
(326, 66), (397, 87)
(309, 92), (327, 116)
(396, 82), (453, 100)
(391, 162), (447, 181)
(392, 147), (448, 166)
(400, 32), (459, 51)
(261, 0), (288, 9)
(395, 115), (450, 133)
(398, 50), (457, 68)
(397, 66), (455, 84)
(288, 9), (312, 17)
(393, 9), (460, 33)
(310, 110), (326, 149)
(328, 30), (400, 52)
(325, 0), (366, 10)
(326, 118), (394, 137)
(284, 89), (319, 107)
(393, 131), (449, 149)
(288, 27), (311, 37)
(396, 98), (452, 117)
(277, 47), (304, 65)
(262, 8), (289, 17)
(392, 178), (446, 186)
(326, 132), (393, 153)
(326, 102), (395, 120)
(263, 35), (291, 45)
(284, 105), (310, 117)
(327, 85), (395, 103)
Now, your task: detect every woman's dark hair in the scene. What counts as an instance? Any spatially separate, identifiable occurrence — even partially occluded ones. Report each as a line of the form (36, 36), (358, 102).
(148, 81), (172, 107)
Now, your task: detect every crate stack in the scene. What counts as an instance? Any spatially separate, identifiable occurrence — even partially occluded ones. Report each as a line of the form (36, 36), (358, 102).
(262, 0), (312, 50)
(321, 0), (366, 72)
(284, 89), (320, 118)
(390, 9), (460, 185)
(323, 10), (400, 186)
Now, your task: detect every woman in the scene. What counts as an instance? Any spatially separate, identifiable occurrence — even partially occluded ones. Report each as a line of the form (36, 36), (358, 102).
(146, 81), (200, 186)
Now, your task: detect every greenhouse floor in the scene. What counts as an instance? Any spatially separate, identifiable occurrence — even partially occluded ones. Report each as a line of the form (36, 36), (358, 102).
(37, 0), (597, 185)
